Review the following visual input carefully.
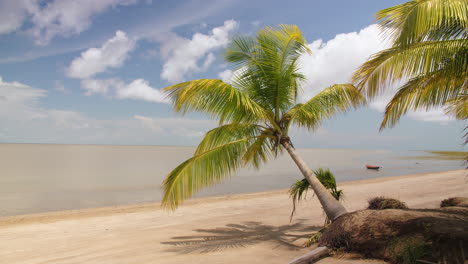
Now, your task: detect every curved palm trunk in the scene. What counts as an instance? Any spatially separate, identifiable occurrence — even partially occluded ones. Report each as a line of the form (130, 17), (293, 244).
(282, 140), (347, 221)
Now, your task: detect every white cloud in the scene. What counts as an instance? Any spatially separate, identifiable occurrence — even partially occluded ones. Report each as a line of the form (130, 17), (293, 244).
(66, 30), (135, 79)
(408, 109), (455, 123)
(0, 0), (36, 35)
(0, 76), (214, 144)
(133, 115), (163, 132)
(30, 0), (139, 45)
(0, 0), (235, 63)
(300, 24), (389, 100)
(0, 76), (47, 121)
(80, 78), (169, 103)
(299, 24), (454, 124)
(217, 69), (233, 83)
(116, 79), (169, 103)
(80, 78), (120, 95)
(0, 0), (138, 45)
(0, 76), (90, 130)
(160, 20), (238, 83)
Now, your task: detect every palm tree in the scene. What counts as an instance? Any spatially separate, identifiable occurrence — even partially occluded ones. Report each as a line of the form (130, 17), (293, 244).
(161, 25), (366, 222)
(352, 0), (468, 129)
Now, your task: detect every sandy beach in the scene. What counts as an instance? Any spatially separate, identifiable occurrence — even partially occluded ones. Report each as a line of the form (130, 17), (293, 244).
(0, 170), (466, 264)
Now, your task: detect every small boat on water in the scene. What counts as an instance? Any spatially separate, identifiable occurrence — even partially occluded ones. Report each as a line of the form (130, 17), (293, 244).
(366, 165), (380, 170)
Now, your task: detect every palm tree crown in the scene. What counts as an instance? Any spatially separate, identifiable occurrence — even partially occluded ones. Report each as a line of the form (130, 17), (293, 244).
(161, 25), (365, 220)
(353, 0), (468, 129)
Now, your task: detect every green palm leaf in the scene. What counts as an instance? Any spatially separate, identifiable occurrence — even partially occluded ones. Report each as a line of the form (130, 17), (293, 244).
(195, 123), (265, 154)
(377, 0), (468, 46)
(242, 134), (276, 168)
(353, 0), (468, 128)
(446, 94), (468, 120)
(381, 67), (467, 129)
(164, 79), (272, 124)
(288, 168), (344, 221)
(162, 137), (256, 209)
(353, 39), (467, 98)
(225, 25), (310, 120)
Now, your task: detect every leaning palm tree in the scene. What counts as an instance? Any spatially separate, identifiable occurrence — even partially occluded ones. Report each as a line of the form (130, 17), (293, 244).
(352, 0), (468, 129)
(161, 25), (366, 222)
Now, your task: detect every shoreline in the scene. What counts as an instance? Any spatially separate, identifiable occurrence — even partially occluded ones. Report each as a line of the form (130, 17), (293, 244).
(1, 169), (464, 227)
(0, 169), (465, 264)
(2, 142), (465, 153)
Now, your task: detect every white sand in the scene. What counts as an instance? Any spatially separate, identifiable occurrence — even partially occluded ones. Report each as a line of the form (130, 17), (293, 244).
(0, 170), (466, 264)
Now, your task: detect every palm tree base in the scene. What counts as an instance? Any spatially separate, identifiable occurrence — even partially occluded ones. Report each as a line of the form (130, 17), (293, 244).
(319, 207), (468, 263)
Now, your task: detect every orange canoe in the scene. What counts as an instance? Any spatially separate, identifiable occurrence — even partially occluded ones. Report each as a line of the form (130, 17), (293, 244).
(366, 165), (380, 170)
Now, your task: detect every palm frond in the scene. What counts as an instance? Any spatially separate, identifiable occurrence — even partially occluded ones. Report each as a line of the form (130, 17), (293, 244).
(224, 25), (310, 120)
(195, 123), (264, 154)
(288, 178), (310, 221)
(162, 137), (256, 209)
(377, 0), (468, 46)
(314, 168), (337, 190)
(195, 123), (276, 169)
(242, 133), (276, 168)
(380, 68), (467, 129)
(446, 93), (468, 120)
(163, 79), (272, 124)
(288, 168), (345, 221)
(353, 39), (468, 98)
(354, 0), (468, 129)
(285, 84), (366, 130)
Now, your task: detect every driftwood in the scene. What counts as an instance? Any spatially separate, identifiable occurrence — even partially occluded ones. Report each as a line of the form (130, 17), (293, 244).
(288, 246), (329, 264)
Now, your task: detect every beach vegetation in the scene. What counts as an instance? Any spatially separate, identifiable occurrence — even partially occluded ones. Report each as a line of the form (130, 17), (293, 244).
(161, 25), (366, 222)
(288, 168), (344, 247)
(289, 168), (344, 223)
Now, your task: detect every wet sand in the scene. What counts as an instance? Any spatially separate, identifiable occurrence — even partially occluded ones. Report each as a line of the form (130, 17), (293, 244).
(0, 170), (466, 264)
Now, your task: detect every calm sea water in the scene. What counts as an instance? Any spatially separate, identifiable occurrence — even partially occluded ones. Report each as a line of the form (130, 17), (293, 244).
(0, 144), (464, 216)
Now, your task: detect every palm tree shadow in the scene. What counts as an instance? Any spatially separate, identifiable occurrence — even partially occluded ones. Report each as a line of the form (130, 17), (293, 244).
(161, 220), (321, 254)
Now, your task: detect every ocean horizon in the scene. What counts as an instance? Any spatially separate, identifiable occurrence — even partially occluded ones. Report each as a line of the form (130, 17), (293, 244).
(0, 143), (465, 217)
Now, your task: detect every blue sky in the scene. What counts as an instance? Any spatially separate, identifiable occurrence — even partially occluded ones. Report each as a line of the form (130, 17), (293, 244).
(0, 0), (465, 150)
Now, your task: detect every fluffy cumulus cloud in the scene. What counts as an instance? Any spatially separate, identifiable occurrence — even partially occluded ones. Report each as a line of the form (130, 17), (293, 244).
(116, 79), (169, 103)
(67, 29), (169, 104)
(80, 78), (169, 103)
(0, 0), (138, 45)
(160, 20), (238, 83)
(217, 69), (233, 83)
(299, 24), (453, 123)
(66, 30), (135, 79)
(0, 76), (213, 144)
(299, 24), (388, 99)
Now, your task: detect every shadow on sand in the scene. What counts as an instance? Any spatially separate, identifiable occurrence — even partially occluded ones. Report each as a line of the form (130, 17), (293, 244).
(161, 220), (321, 253)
